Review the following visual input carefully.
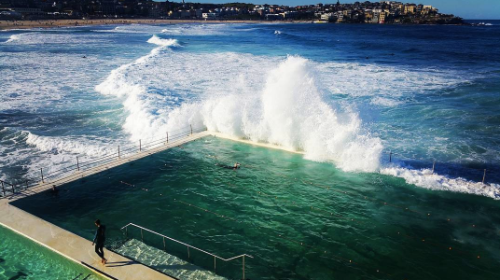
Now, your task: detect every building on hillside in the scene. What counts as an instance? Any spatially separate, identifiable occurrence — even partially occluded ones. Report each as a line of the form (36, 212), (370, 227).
(404, 4), (417, 15)
(379, 12), (386, 23)
(202, 12), (217, 19)
(265, 13), (280, 20)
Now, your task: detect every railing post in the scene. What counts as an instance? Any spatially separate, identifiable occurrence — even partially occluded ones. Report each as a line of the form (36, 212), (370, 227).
(1, 181), (5, 197)
(118, 145), (121, 159)
(432, 160), (435, 174)
(163, 236), (166, 251)
(140, 228), (143, 241)
(214, 256), (216, 272)
(242, 255), (245, 280)
(139, 139), (142, 152)
(76, 156), (80, 171)
(40, 168), (44, 183)
(389, 151), (392, 163)
(25, 180), (29, 190)
(482, 169), (486, 184)
(125, 226), (128, 238)
(187, 246), (190, 259)
(11, 183), (15, 194)
(167, 132), (169, 143)
(190, 124), (193, 135)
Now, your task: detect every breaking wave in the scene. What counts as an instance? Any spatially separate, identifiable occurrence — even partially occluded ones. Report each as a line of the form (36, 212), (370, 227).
(3, 34), (20, 43)
(1, 33), (110, 45)
(147, 35), (179, 47)
(93, 35), (499, 199)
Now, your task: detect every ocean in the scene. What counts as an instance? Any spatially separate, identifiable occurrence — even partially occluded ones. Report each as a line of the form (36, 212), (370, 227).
(1, 21), (499, 197)
(1, 21), (500, 279)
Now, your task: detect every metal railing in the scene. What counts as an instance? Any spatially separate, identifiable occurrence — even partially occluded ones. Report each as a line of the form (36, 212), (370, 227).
(120, 223), (253, 279)
(0, 124), (207, 198)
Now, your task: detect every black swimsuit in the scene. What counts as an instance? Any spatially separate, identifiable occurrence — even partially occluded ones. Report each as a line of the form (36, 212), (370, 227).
(217, 164), (239, 169)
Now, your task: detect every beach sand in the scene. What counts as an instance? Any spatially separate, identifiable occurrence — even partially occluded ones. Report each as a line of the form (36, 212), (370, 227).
(0, 18), (305, 30)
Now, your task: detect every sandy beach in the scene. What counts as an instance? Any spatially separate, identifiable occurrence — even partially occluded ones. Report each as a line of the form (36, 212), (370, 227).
(0, 18), (305, 30)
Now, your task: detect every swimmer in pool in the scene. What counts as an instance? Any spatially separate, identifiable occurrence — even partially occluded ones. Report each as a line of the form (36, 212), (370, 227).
(217, 162), (240, 170)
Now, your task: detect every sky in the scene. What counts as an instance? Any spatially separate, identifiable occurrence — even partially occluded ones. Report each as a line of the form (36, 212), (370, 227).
(155, 0), (500, 19)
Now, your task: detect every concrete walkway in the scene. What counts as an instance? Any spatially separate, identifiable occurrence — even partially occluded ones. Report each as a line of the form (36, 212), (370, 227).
(210, 132), (305, 155)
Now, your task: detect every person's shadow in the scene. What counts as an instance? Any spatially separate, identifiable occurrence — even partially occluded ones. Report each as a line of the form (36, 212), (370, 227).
(8, 271), (28, 280)
(105, 260), (139, 267)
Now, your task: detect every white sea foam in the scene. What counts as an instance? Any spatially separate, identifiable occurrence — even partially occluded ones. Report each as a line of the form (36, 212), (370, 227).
(160, 24), (230, 36)
(274, 30), (281, 35)
(381, 166), (500, 199)
(95, 24), (166, 34)
(0, 128), (122, 181)
(0, 49), (128, 112)
(1, 33), (111, 45)
(371, 97), (402, 107)
(26, 132), (115, 156)
(147, 35), (179, 47)
(317, 63), (467, 100)
(95, 36), (182, 148)
(4, 34), (20, 43)
(161, 28), (181, 34)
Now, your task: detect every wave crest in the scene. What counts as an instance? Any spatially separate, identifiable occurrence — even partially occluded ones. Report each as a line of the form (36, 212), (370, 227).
(147, 35), (179, 47)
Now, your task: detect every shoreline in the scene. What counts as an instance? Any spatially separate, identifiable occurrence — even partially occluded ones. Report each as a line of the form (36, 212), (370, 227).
(0, 18), (304, 30)
(0, 18), (470, 31)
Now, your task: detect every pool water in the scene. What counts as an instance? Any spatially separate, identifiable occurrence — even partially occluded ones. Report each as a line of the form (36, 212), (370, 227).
(12, 136), (500, 280)
(0, 225), (104, 280)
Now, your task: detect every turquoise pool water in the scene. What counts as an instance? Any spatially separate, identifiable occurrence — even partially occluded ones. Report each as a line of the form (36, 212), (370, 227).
(0, 225), (104, 280)
(12, 137), (500, 280)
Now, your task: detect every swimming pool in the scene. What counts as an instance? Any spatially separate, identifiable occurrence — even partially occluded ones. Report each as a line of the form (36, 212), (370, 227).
(12, 136), (500, 279)
(0, 225), (105, 280)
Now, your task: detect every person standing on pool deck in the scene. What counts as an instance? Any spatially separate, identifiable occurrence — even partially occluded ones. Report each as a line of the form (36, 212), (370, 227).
(92, 219), (107, 264)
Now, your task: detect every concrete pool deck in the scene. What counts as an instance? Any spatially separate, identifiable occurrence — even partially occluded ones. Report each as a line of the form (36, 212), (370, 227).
(0, 130), (299, 280)
(0, 199), (175, 280)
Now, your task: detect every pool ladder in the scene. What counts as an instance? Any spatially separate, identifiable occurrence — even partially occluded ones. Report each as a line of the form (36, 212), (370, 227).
(121, 223), (253, 279)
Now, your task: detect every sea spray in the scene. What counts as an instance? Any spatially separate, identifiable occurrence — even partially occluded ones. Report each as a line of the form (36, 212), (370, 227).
(166, 56), (384, 172)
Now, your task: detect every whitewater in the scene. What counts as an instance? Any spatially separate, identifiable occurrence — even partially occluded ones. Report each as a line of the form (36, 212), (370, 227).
(1, 23), (499, 200)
